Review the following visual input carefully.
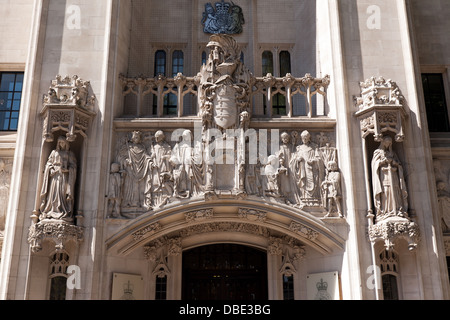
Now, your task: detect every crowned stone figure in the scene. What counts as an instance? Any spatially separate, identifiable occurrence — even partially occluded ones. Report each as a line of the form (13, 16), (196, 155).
(40, 136), (77, 222)
(371, 135), (408, 222)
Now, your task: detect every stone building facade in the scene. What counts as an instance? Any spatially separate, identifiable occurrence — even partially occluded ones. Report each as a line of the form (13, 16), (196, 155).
(0, 0), (449, 300)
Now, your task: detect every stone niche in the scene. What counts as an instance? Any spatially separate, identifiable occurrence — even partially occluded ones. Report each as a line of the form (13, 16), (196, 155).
(28, 75), (97, 254)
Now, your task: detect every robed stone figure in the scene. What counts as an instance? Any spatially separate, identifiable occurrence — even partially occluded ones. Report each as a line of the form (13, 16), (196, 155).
(40, 136), (77, 221)
(371, 135), (408, 222)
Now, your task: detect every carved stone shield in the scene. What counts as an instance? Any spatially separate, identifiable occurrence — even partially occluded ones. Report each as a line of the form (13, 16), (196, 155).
(214, 85), (237, 129)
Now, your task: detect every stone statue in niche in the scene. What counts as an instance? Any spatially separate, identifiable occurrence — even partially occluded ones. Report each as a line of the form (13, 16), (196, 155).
(107, 163), (124, 218)
(150, 131), (174, 208)
(321, 161), (343, 218)
(437, 180), (450, 233)
(118, 131), (153, 210)
(293, 130), (324, 207)
(371, 135), (408, 222)
(40, 136), (77, 222)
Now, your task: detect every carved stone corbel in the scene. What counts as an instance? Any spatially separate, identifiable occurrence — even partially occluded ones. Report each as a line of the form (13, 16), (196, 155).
(27, 219), (84, 254)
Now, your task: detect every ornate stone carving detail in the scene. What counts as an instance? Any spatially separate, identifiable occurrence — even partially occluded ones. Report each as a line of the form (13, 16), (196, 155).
(27, 220), (84, 253)
(238, 208), (267, 222)
(185, 209), (214, 223)
(289, 221), (319, 240)
(178, 222), (270, 239)
(355, 76), (407, 142)
(202, 1), (245, 35)
(41, 75), (96, 143)
(167, 237), (182, 257)
(368, 217), (420, 251)
(267, 237), (283, 255)
(113, 36), (334, 219)
(132, 222), (162, 241)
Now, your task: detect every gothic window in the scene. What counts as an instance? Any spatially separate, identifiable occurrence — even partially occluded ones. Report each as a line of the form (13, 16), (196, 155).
(154, 50), (166, 77)
(49, 251), (70, 300)
(155, 274), (168, 300)
(0, 72), (24, 131)
(279, 51), (291, 77)
(379, 249), (400, 300)
(172, 50), (184, 76)
(164, 50), (184, 116)
(262, 50), (273, 76)
(282, 274), (294, 300)
(422, 73), (450, 132)
(273, 51), (291, 116)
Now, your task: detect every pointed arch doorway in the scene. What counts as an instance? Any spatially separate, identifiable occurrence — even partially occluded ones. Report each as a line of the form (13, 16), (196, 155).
(182, 244), (268, 300)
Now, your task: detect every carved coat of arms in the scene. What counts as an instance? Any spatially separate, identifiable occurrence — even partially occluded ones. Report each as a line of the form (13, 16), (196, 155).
(202, 0), (245, 34)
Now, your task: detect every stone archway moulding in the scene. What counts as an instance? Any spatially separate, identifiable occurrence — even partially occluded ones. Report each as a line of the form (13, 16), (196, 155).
(105, 200), (346, 257)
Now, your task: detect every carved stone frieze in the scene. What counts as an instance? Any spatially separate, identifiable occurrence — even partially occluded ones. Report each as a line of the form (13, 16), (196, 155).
(185, 209), (214, 223)
(27, 220), (84, 253)
(238, 208), (267, 222)
(289, 221), (319, 240)
(132, 222), (162, 241)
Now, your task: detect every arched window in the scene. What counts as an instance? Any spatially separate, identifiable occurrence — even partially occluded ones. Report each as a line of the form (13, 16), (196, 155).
(262, 50), (274, 76)
(279, 51), (291, 77)
(379, 249), (400, 300)
(164, 50), (184, 116)
(172, 50), (184, 76)
(49, 251), (70, 300)
(154, 50), (166, 77)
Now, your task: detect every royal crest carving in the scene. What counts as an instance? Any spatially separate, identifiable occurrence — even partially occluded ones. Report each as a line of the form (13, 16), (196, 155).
(202, 0), (245, 35)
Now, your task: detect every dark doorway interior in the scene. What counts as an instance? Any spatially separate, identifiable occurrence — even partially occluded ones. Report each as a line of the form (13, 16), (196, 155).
(182, 244), (268, 300)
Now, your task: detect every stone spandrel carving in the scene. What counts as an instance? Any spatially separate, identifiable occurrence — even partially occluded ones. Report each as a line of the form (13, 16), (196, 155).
(39, 136), (77, 222)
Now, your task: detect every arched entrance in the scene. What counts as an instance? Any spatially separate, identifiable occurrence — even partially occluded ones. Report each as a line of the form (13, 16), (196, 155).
(182, 244), (268, 300)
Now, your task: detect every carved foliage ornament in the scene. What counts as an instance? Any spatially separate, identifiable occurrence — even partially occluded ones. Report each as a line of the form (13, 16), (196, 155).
(27, 220), (84, 253)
